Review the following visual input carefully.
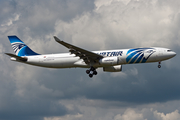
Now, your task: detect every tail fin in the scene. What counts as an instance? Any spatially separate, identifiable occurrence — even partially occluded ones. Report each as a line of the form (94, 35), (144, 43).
(8, 36), (40, 56)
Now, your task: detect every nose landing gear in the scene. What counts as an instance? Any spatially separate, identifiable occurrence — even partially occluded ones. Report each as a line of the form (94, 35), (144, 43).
(158, 62), (161, 68)
(86, 67), (98, 78)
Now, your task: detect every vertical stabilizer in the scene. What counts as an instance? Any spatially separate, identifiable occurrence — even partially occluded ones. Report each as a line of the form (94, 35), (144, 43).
(8, 36), (40, 56)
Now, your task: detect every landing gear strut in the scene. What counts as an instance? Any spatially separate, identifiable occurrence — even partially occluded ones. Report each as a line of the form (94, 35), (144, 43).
(158, 62), (161, 68)
(86, 67), (98, 78)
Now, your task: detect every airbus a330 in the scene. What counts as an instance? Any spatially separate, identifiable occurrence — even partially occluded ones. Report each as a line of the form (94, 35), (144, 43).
(5, 36), (176, 78)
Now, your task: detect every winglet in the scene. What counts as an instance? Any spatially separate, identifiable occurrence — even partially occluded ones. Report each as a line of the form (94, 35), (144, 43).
(54, 36), (62, 42)
(53, 36), (74, 49)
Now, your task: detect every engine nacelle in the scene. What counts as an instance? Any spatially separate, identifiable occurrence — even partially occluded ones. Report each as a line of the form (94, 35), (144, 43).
(103, 65), (122, 72)
(99, 57), (119, 66)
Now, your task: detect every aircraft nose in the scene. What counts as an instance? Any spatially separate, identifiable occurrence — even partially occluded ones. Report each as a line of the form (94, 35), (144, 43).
(172, 52), (176, 57)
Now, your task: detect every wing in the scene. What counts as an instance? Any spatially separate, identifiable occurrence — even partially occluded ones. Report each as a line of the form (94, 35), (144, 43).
(54, 36), (103, 64)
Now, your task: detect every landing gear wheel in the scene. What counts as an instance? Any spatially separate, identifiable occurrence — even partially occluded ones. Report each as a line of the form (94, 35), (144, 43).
(158, 65), (161, 68)
(87, 67), (97, 78)
(86, 70), (90, 74)
(158, 62), (161, 68)
(93, 71), (97, 75)
(89, 74), (93, 78)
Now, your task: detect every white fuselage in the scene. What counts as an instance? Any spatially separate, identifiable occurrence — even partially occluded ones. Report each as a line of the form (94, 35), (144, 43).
(12, 47), (176, 69)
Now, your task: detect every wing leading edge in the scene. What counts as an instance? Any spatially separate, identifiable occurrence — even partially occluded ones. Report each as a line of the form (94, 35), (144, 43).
(54, 36), (103, 64)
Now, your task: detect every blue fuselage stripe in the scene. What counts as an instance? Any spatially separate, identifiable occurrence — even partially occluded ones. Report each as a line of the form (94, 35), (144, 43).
(129, 52), (142, 63)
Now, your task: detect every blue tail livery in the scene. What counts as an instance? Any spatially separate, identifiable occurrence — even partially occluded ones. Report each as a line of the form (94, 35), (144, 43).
(8, 36), (40, 56)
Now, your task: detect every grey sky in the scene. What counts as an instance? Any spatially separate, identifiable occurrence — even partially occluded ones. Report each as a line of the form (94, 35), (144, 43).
(0, 0), (180, 120)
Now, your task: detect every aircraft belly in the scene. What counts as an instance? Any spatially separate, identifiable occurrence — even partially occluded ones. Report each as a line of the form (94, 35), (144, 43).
(45, 57), (78, 68)
(27, 56), (78, 68)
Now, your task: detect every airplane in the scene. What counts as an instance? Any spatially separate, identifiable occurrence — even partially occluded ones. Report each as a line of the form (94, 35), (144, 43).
(5, 36), (176, 78)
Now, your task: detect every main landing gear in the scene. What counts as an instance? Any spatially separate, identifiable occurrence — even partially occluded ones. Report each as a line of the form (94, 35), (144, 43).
(86, 67), (97, 78)
(158, 61), (161, 68)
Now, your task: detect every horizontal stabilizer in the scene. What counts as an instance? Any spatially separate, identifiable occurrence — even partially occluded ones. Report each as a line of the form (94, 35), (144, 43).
(5, 53), (27, 62)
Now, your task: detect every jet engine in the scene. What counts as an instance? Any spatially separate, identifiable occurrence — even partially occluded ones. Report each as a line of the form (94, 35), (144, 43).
(99, 57), (119, 66)
(103, 65), (122, 72)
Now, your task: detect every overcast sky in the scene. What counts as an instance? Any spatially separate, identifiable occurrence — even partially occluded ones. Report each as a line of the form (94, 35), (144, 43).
(0, 0), (180, 120)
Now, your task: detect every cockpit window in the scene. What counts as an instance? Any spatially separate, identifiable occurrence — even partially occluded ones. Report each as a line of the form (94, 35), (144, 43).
(167, 50), (172, 52)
